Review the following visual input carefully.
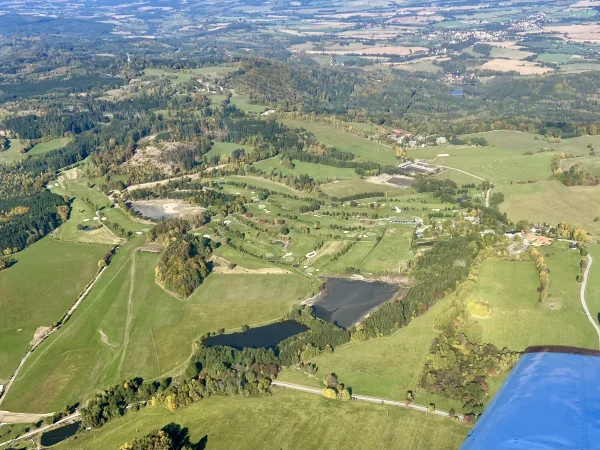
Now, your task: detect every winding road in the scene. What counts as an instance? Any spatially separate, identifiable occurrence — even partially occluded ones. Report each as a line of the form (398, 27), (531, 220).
(430, 163), (492, 207)
(580, 254), (600, 348)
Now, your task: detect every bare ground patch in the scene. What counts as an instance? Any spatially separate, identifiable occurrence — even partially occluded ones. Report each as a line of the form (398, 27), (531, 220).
(30, 326), (51, 346)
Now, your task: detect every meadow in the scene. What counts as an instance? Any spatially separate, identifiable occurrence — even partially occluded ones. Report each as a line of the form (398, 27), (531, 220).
(254, 156), (360, 181)
(500, 180), (600, 235)
(0, 137), (71, 164)
(0, 238), (110, 382)
(319, 179), (410, 197)
(204, 142), (252, 159)
(2, 241), (313, 412)
(279, 118), (397, 165)
(56, 389), (468, 450)
(463, 249), (596, 351)
(277, 294), (464, 411)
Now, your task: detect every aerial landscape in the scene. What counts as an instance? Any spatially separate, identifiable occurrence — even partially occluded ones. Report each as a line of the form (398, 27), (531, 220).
(1, 0), (600, 448)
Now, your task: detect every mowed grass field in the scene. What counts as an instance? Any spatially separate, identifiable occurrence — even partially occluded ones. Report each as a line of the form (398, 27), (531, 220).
(413, 131), (600, 185)
(0, 137), (71, 164)
(0, 238), (110, 382)
(52, 172), (147, 235)
(359, 224), (414, 273)
(464, 251), (597, 351)
(280, 118), (397, 165)
(254, 156), (360, 181)
(2, 241), (313, 412)
(56, 389), (468, 450)
(319, 179), (410, 197)
(51, 198), (122, 245)
(278, 295), (463, 411)
(500, 180), (600, 236)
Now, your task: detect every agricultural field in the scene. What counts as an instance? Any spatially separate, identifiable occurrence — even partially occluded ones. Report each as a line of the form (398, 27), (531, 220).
(500, 181), (600, 236)
(143, 66), (237, 84)
(56, 389), (468, 450)
(279, 118), (397, 165)
(1, 240), (314, 412)
(254, 156), (360, 181)
(0, 137), (71, 164)
(0, 238), (111, 382)
(462, 251), (596, 351)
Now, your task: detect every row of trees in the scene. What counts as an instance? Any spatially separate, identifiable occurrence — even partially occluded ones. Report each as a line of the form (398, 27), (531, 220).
(528, 247), (549, 302)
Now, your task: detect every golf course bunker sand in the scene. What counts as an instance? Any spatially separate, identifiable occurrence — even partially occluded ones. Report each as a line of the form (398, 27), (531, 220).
(312, 278), (400, 328)
(131, 199), (205, 220)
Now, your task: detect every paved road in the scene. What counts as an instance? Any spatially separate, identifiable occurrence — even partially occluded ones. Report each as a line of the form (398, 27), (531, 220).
(0, 412), (81, 448)
(271, 381), (463, 420)
(580, 254), (600, 349)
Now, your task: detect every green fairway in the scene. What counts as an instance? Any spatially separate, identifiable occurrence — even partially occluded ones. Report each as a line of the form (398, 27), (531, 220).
(463, 253), (596, 351)
(2, 241), (312, 412)
(319, 179), (409, 198)
(254, 156), (360, 181)
(219, 175), (308, 196)
(56, 389), (468, 450)
(280, 118), (397, 165)
(51, 198), (122, 245)
(0, 137), (71, 164)
(51, 171), (147, 235)
(359, 224), (414, 273)
(0, 238), (110, 382)
(500, 180), (600, 236)
(144, 67), (237, 84)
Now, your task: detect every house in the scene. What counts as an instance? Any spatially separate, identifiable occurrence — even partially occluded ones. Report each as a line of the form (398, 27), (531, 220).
(436, 137), (448, 145)
(523, 234), (552, 247)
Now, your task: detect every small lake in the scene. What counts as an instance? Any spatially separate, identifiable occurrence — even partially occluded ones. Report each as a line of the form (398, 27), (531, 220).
(203, 320), (309, 350)
(40, 422), (80, 447)
(312, 278), (399, 329)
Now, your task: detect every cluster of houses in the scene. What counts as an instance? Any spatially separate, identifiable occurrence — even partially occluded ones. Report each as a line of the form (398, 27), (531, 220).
(389, 129), (448, 148)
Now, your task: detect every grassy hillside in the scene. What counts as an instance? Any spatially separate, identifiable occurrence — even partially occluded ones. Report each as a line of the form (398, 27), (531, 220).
(56, 389), (468, 450)
(254, 156), (360, 181)
(0, 238), (110, 382)
(463, 250), (596, 351)
(0, 137), (72, 164)
(280, 118), (397, 165)
(2, 240), (313, 412)
(500, 180), (600, 236)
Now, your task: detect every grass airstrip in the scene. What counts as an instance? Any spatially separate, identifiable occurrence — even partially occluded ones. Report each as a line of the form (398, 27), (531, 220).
(0, 238), (110, 383)
(2, 240), (313, 412)
(56, 389), (468, 450)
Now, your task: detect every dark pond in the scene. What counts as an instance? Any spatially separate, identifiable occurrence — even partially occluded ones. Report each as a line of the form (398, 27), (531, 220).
(203, 320), (309, 350)
(40, 422), (80, 447)
(312, 278), (399, 329)
(388, 177), (414, 187)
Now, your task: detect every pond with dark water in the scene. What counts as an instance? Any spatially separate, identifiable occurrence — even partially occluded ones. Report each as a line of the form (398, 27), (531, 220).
(203, 320), (309, 350)
(40, 422), (80, 447)
(312, 278), (399, 329)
